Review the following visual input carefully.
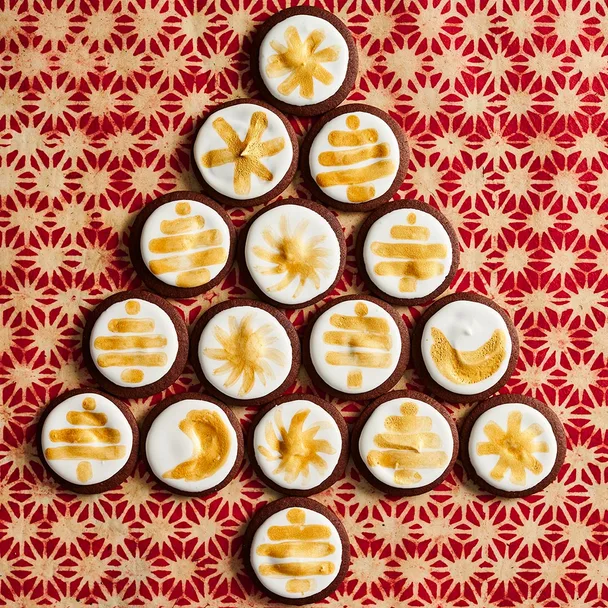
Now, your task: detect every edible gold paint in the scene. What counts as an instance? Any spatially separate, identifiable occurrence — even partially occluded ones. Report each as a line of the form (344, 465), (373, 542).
(316, 160), (396, 188)
(256, 541), (335, 558)
(327, 128), (378, 147)
(76, 461), (93, 482)
(259, 562), (335, 577)
(66, 411), (107, 426)
(286, 579), (312, 593)
(346, 185), (375, 202)
(125, 300), (140, 315)
(49, 428), (120, 444)
(325, 351), (392, 367)
(97, 352), (167, 368)
(45, 445), (126, 460)
(318, 143), (390, 167)
(82, 397), (96, 411)
(159, 215), (205, 235)
(175, 202), (191, 215)
(370, 242), (448, 259)
(390, 225), (430, 240)
(93, 335), (168, 350)
(176, 268), (211, 287)
(148, 247), (226, 274)
(121, 369), (144, 383)
(347, 370), (362, 388)
(107, 318), (155, 333)
(148, 230), (222, 254)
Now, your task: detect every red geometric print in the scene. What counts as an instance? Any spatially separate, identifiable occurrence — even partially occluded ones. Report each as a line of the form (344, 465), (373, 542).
(0, 0), (607, 606)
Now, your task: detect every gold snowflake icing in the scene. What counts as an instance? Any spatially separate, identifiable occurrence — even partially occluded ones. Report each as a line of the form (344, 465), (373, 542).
(203, 314), (286, 397)
(252, 214), (330, 299)
(265, 27), (340, 99)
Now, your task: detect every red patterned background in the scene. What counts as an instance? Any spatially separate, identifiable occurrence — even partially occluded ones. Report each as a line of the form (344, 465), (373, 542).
(1, 0), (608, 605)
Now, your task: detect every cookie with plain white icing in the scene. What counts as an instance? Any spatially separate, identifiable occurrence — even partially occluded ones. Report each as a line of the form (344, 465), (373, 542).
(239, 198), (346, 309)
(356, 199), (460, 306)
(250, 6), (358, 117)
(129, 191), (236, 299)
(37, 388), (139, 494)
(412, 292), (519, 403)
(460, 393), (566, 497)
(141, 392), (244, 497)
(82, 290), (189, 399)
(190, 298), (300, 407)
(300, 103), (409, 212)
(242, 497), (350, 604)
(192, 98), (298, 207)
(303, 295), (410, 401)
(248, 394), (349, 496)
(351, 390), (458, 496)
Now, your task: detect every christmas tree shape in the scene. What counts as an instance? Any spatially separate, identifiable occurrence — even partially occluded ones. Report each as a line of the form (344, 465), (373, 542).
(44, 396), (126, 483)
(316, 114), (396, 203)
(371, 211), (448, 293)
(367, 400), (448, 485)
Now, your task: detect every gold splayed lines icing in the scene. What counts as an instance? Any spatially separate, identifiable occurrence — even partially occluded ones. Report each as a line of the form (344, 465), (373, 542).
(257, 408), (335, 484)
(265, 26), (339, 99)
(252, 215), (329, 299)
(76, 461), (92, 482)
(258, 508), (336, 594)
(203, 314), (286, 397)
(371, 212), (448, 292)
(477, 410), (549, 485)
(201, 111), (285, 196)
(430, 327), (507, 385)
(163, 409), (231, 481)
(125, 300), (140, 315)
(82, 397), (96, 411)
(175, 201), (191, 215)
(316, 114), (396, 203)
(367, 401), (448, 486)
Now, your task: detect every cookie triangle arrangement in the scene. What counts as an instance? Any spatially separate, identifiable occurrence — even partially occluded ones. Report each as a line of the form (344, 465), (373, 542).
(34, 5), (567, 606)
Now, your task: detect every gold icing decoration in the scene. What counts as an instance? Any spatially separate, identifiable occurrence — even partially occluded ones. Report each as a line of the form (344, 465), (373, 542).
(45, 397), (127, 483)
(203, 314), (286, 397)
(476, 410), (550, 485)
(371, 211), (448, 292)
(252, 214), (330, 299)
(162, 409), (231, 482)
(265, 26), (339, 99)
(316, 113), (396, 203)
(430, 327), (507, 385)
(201, 111), (285, 196)
(257, 407), (336, 484)
(366, 401), (448, 485)
(147, 202), (227, 288)
(94, 301), (170, 384)
(256, 508), (336, 595)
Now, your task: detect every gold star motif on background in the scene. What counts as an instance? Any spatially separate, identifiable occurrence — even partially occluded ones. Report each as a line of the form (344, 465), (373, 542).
(266, 27), (339, 99)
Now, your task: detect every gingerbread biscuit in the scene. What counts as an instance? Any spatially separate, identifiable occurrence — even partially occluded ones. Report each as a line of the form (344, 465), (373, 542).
(356, 199), (459, 306)
(411, 292), (519, 403)
(300, 103), (409, 212)
(238, 198), (346, 309)
(191, 98), (298, 207)
(129, 191), (236, 299)
(250, 6), (358, 117)
(37, 388), (139, 494)
(82, 289), (189, 399)
(460, 393), (566, 497)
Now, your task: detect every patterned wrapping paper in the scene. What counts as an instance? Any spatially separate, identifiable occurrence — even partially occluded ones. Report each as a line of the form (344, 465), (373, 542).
(1, 0), (607, 606)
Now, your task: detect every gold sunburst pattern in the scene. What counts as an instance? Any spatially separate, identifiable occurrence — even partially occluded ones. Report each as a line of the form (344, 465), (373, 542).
(252, 215), (330, 299)
(203, 314), (286, 397)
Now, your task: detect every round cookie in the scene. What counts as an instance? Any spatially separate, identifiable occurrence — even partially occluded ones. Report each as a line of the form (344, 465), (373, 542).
(82, 290), (189, 399)
(37, 388), (139, 494)
(243, 497), (350, 604)
(351, 390), (458, 496)
(129, 191), (236, 299)
(190, 299), (300, 407)
(141, 392), (243, 497)
(411, 292), (519, 404)
(248, 394), (349, 496)
(460, 394), (566, 497)
(239, 198), (346, 309)
(192, 99), (298, 207)
(300, 103), (409, 212)
(303, 295), (410, 401)
(250, 6), (358, 117)
(356, 199), (459, 306)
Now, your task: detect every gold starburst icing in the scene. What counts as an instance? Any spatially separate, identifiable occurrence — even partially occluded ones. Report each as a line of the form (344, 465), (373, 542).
(203, 314), (286, 397)
(476, 410), (550, 485)
(258, 407), (336, 484)
(252, 215), (329, 299)
(265, 27), (339, 99)
(201, 111), (285, 196)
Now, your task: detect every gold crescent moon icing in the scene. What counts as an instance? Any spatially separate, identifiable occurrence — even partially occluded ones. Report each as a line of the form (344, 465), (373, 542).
(163, 409), (231, 481)
(430, 327), (507, 385)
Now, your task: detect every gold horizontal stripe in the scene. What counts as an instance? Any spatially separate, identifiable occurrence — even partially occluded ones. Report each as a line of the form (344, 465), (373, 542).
(93, 335), (167, 350)
(318, 143), (390, 167)
(347, 185), (375, 202)
(325, 351), (392, 368)
(328, 128), (378, 147)
(121, 369), (144, 383)
(317, 160), (396, 187)
(370, 242), (448, 259)
(176, 268), (211, 287)
(107, 318), (155, 333)
(256, 541), (335, 558)
(329, 313), (390, 333)
(97, 352), (168, 368)
(258, 562), (335, 577)
(160, 215), (205, 235)
(148, 229), (221, 254)
(384, 414), (432, 433)
(149, 247), (227, 274)
(66, 411), (107, 426)
(286, 579), (311, 593)
(268, 524), (331, 541)
(390, 225), (431, 240)
(373, 432), (442, 450)
(374, 261), (445, 279)
(367, 449), (448, 469)
(49, 428), (121, 444)
(45, 445), (127, 461)
(323, 330), (391, 351)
